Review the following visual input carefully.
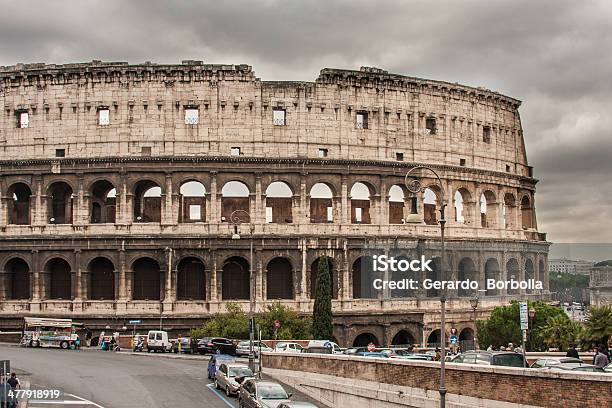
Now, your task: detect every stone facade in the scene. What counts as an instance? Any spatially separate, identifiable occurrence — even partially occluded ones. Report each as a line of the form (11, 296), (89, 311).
(0, 61), (549, 346)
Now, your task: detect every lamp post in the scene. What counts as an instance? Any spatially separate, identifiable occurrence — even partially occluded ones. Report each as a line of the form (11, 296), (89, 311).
(528, 306), (536, 352)
(469, 295), (479, 351)
(404, 166), (447, 408)
(229, 209), (255, 372)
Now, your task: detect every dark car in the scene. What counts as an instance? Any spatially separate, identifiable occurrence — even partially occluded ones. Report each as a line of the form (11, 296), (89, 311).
(172, 337), (197, 354)
(207, 354), (236, 379)
(450, 351), (526, 367)
(198, 337), (237, 355)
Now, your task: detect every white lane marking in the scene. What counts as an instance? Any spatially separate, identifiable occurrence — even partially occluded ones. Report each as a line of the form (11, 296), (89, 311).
(206, 383), (236, 408)
(66, 393), (105, 407)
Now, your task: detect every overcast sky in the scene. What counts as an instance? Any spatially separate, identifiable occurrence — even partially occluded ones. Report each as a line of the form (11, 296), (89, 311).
(1, 0), (610, 244)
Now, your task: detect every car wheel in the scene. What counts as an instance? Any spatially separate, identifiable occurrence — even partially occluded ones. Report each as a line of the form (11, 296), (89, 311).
(60, 341), (69, 349)
(225, 386), (231, 397)
(214, 379), (219, 389)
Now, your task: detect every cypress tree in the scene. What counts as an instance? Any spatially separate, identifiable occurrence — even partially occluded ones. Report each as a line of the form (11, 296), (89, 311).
(312, 256), (333, 339)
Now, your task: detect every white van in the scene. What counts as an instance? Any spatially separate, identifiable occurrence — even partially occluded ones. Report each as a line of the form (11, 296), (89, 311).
(147, 330), (171, 352)
(307, 340), (343, 354)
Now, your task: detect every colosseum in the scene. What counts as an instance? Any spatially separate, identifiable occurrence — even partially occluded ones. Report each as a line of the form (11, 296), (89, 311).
(0, 60), (549, 347)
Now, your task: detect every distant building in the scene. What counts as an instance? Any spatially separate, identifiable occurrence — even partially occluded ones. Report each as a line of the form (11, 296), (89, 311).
(589, 261), (612, 307)
(549, 259), (594, 275)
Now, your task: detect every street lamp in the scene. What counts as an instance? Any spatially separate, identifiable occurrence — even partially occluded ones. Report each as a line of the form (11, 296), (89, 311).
(229, 209), (256, 372)
(528, 307), (536, 351)
(404, 166), (447, 408)
(469, 295), (479, 351)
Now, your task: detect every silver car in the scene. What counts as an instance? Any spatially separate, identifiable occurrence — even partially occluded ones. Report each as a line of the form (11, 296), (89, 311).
(278, 403), (320, 408)
(236, 340), (273, 357)
(215, 363), (254, 397)
(239, 379), (292, 408)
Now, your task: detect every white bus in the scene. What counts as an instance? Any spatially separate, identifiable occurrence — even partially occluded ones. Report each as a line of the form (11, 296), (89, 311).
(20, 317), (80, 349)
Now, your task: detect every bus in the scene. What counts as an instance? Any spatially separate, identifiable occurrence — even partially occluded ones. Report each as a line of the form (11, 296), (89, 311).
(20, 317), (81, 349)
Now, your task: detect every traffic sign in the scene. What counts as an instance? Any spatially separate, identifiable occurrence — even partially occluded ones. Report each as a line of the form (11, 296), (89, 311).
(367, 342), (376, 352)
(129, 320), (142, 325)
(519, 302), (529, 330)
(449, 335), (458, 345)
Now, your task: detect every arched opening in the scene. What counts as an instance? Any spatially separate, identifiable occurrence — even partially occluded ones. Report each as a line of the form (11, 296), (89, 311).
(353, 332), (379, 347)
(391, 330), (415, 346)
(484, 258), (501, 296)
(8, 183), (31, 225)
(503, 193), (517, 229)
(350, 182), (371, 224)
(459, 327), (475, 351)
(132, 258), (161, 300)
(309, 183), (334, 223)
(310, 257), (337, 300)
(48, 182), (73, 224)
(506, 258), (520, 295)
(426, 257), (441, 298)
(538, 259), (545, 283)
(177, 257), (205, 300)
(265, 182), (293, 224)
(222, 256), (250, 300)
(427, 329), (441, 347)
(391, 255), (417, 298)
(89, 257), (115, 300)
(388, 185), (405, 224)
(424, 187), (439, 225)
(352, 257), (375, 299)
(133, 181), (162, 222)
(525, 259), (535, 293)
(179, 181), (206, 223)
(5, 258), (30, 300)
(521, 195), (534, 229)
(480, 191), (497, 228)
(266, 257), (294, 299)
(458, 257), (477, 297)
(90, 180), (116, 224)
(221, 181), (250, 222)
(454, 188), (472, 225)
(45, 258), (71, 300)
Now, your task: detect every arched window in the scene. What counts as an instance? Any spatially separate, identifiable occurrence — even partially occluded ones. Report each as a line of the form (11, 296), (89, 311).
(221, 181), (250, 222)
(309, 183), (334, 223)
(350, 182), (371, 224)
(90, 180), (116, 224)
(45, 258), (71, 300)
(485, 258), (501, 296)
(388, 185), (405, 224)
(177, 257), (206, 300)
(506, 259), (520, 295)
(480, 191), (497, 228)
(458, 257), (477, 297)
(89, 257), (115, 300)
(132, 258), (161, 300)
(454, 188), (472, 224)
(222, 256), (250, 300)
(134, 181), (162, 222)
(424, 188), (439, 225)
(265, 182), (293, 224)
(48, 182), (73, 224)
(8, 183), (32, 225)
(266, 258), (294, 299)
(503, 193), (517, 229)
(5, 258), (30, 300)
(179, 181), (206, 223)
(521, 195), (534, 229)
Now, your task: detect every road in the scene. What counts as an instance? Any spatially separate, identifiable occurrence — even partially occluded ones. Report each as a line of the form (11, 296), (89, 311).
(1, 344), (322, 408)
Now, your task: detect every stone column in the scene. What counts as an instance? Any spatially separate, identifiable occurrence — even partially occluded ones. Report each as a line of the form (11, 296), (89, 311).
(210, 172), (218, 222)
(255, 173), (263, 225)
(300, 240), (308, 301)
(33, 175), (46, 226)
(30, 250), (41, 311)
(341, 242), (350, 300)
(341, 175), (349, 224)
(299, 173), (308, 224)
(118, 249), (127, 300)
(210, 250), (218, 301)
(74, 174), (87, 225)
(74, 249), (82, 301)
(161, 173), (174, 225)
(163, 247), (174, 303)
(378, 176), (388, 225)
(0, 192), (8, 227)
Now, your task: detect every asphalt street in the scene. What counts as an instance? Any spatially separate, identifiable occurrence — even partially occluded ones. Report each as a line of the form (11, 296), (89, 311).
(0, 344), (322, 408)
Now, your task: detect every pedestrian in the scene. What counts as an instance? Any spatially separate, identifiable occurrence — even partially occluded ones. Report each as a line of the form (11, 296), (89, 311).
(514, 345), (523, 354)
(0, 376), (16, 408)
(85, 330), (92, 347)
(592, 345), (598, 365)
(566, 344), (579, 359)
(434, 348), (442, 361)
(594, 346), (610, 368)
(74, 335), (81, 350)
(6, 373), (20, 391)
(486, 344), (493, 351)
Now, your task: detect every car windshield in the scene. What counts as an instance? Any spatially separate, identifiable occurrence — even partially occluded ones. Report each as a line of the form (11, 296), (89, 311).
(493, 354), (525, 367)
(258, 383), (289, 399)
(229, 367), (253, 377)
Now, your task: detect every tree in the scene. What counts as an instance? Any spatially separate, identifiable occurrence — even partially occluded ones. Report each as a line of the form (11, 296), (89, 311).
(312, 256), (333, 340)
(477, 301), (567, 351)
(540, 314), (583, 351)
(549, 272), (589, 304)
(189, 302), (249, 339)
(582, 305), (612, 348)
(258, 302), (312, 340)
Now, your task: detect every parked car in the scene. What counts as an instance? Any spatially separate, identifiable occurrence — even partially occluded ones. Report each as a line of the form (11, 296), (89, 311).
(236, 340), (273, 357)
(543, 363), (605, 373)
(238, 379), (292, 408)
(172, 337), (197, 354)
(147, 330), (172, 352)
(530, 357), (583, 368)
(307, 340), (343, 354)
(274, 342), (304, 353)
(449, 351), (526, 367)
(391, 349), (435, 361)
(198, 337), (237, 355)
(355, 351), (389, 358)
(207, 354), (236, 379)
(343, 347), (367, 355)
(214, 363), (255, 397)
(604, 363), (612, 373)
(278, 403), (320, 408)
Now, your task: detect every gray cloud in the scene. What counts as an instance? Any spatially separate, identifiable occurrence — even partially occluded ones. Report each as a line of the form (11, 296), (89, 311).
(1, 0), (610, 243)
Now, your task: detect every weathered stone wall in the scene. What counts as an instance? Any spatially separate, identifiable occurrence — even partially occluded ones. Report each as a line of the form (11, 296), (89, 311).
(262, 353), (612, 408)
